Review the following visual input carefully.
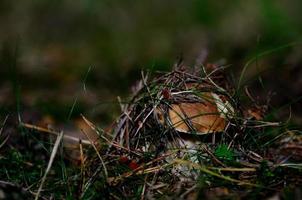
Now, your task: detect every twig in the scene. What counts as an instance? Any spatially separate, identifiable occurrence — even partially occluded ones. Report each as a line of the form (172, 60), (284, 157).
(0, 115), (10, 149)
(81, 129), (108, 179)
(208, 167), (256, 172)
(79, 140), (85, 194)
(140, 176), (148, 200)
(107, 153), (174, 185)
(35, 131), (64, 200)
(20, 122), (91, 145)
(0, 180), (29, 195)
(180, 185), (197, 199)
(174, 159), (270, 189)
(80, 114), (112, 138)
(201, 145), (227, 167)
(0, 115), (9, 135)
(81, 115), (140, 155)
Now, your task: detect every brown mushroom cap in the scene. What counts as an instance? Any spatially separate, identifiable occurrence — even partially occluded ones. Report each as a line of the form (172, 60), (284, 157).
(169, 101), (226, 134)
(158, 90), (234, 135)
(155, 81), (234, 135)
(169, 91), (229, 134)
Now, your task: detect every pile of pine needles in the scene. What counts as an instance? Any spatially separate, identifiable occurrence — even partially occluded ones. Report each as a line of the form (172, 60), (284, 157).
(82, 65), (302, 199)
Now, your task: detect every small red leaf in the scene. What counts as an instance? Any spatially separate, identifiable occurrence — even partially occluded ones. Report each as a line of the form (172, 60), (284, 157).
(119, 156), (129, 164)
(128, 161), (139, 170)
(162, 89), (171, 99)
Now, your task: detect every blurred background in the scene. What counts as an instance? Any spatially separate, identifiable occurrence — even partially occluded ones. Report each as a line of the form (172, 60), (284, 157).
(0, 0), (301, 127)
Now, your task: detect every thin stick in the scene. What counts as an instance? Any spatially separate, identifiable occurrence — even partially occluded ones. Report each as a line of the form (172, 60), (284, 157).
(140, 176), (147, 200)
(174, 159), (268, 189)
(81, 115), (140, 155)
(35, 131), (64, 200)
(180, 185), (197, 199)
(201, 145), (227, 167)
(20, 122), (91, 145)
(208, 167), (256, 172)
(0, 180), (29, 194)
(0, 115), (9, 135)
(107, 153), (174, 185)
(79, 140), (85, 194)
(81, 129), (108, 179)
(80, 114), (112, 138)
(0, 115), (10, 149)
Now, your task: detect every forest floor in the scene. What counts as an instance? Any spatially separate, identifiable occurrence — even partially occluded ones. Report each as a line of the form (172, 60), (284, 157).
(0, 56), (301, 199)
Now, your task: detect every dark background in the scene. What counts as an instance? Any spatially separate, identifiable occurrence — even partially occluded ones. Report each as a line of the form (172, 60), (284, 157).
(0, 0), (301, 127)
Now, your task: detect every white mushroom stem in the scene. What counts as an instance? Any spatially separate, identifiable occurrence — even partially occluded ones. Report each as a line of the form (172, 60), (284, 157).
(211, 92), (234, 119)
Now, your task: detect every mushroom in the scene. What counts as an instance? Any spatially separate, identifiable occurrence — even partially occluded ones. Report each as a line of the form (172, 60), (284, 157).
(168, 91), (234, 134)
(160, 87), (234, 179)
